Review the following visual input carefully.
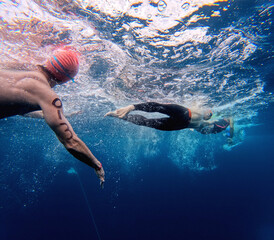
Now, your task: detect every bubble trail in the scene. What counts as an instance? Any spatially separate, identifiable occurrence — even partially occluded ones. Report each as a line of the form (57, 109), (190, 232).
(68, 168), (102, 240)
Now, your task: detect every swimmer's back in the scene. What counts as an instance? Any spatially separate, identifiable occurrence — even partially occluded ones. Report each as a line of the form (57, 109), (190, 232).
(0, 69), (52, 118)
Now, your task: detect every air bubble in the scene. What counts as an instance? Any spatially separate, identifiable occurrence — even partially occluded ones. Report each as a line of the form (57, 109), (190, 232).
(158, 0), (167, 12)
(181, 2), (190, 10)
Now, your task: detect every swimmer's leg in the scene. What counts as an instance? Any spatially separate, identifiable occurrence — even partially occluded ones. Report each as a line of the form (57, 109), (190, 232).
(124, 114), (171, 131)
(134, 102), (170, 114)
(105, 102), (187, 119)
(104, 103), (172, 119)
(134, 102), (188, 117)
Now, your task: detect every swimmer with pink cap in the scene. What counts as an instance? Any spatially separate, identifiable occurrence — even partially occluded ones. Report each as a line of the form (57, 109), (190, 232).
(0, 46), (105, 188)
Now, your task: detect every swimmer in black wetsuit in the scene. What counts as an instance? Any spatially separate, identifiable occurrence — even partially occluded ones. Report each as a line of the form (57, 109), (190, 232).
(105, 102), (234, 139)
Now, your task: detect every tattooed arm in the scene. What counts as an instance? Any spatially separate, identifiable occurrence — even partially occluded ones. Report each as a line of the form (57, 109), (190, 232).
(38, 93), (105, 187)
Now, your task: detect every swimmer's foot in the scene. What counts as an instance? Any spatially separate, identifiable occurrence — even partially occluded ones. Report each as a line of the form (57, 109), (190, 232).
(104, 105), (135, 119)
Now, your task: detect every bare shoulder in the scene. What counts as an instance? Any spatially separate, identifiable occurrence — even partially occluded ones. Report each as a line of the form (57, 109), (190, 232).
(0, 62), (38, 71)
(0, 68), (47, 86)
(17, 70), (58, 106)
(28, 80), (58, 103)
(14, 70), (51, 93)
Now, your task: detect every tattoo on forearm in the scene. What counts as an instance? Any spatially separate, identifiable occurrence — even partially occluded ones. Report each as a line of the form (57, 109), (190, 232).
(52, 98), (62, 108)
(57, 110), (62, 120)
(60, 123), (73, 140)
(52, 98), (73, 140)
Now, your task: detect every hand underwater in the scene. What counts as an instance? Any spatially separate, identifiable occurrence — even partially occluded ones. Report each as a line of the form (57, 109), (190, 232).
(95, 165), (105, 189)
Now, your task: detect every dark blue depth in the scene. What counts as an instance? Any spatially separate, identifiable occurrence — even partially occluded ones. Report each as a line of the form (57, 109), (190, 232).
(0, 116), (274, 240)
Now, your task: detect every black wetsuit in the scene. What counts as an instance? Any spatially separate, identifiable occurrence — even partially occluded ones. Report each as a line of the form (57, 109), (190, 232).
(198, 118), (230, 135)
(123, 102), (230, 135)
(123, 102), (191, 131)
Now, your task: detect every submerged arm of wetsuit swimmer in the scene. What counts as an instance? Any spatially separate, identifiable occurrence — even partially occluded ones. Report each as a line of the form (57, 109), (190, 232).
(225, 118), (234, 144)
(195, 121), (215, 134)
(196, 118), (232, 136)
(39, 94), (105, 187)
(228, 118), (234, 138)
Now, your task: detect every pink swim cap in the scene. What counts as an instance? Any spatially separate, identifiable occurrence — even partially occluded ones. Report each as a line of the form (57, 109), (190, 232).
(46, 47), (79, 83)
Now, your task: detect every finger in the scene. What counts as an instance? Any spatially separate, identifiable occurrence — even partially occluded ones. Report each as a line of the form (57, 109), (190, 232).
(100, 180), (105, 189)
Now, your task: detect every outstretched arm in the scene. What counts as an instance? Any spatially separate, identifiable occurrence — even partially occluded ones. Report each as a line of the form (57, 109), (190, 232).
(39, 94), (105, 187)
(226, 118), (234, 144)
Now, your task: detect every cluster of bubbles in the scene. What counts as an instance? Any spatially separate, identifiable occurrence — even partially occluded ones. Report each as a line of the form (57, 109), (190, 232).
(0, 118), (69, 212)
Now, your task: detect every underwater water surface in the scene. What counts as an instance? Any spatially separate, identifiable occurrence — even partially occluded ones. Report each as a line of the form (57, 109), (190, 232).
(0, 0), (274, 239)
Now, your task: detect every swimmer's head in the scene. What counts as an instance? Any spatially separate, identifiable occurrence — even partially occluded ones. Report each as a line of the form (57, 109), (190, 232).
(45, 47), (80, 84)
(203, 109), (213, 120)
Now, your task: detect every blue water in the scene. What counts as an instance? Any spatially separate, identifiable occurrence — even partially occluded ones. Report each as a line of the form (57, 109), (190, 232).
(1, 0), (274, 239)
(1, 112), (274, 240)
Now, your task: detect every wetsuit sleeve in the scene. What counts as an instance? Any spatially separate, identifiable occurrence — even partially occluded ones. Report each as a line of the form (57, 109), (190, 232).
(212, 119), (230, 134)
(197, 119), (230, 134)
(197, 122), (215, 134)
